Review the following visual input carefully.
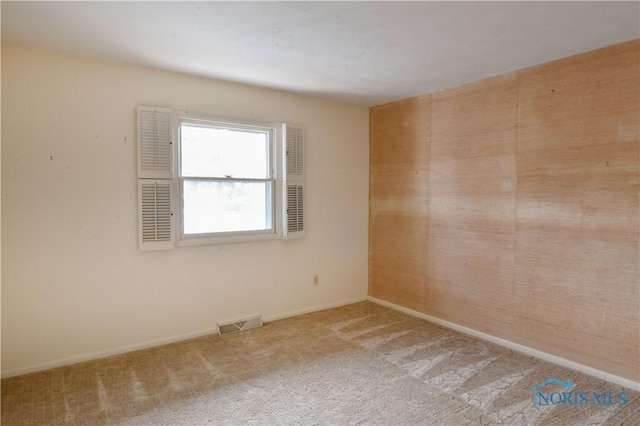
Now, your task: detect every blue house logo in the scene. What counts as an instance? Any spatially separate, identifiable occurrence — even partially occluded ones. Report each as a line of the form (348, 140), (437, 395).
(530, 377), (627, 407)
(530, 378), (574, 407)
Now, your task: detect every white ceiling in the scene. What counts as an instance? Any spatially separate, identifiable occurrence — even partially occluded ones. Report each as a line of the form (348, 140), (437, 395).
(2, 1), (639, 107)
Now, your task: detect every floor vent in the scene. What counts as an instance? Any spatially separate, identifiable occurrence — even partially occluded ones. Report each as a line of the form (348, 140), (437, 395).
(217, 316), (263, 335)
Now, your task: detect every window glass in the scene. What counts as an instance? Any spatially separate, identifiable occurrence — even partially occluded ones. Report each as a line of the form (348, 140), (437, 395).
(181, 123), (269, 179)
(183, 181), (272, 234)
(180, 120), (274, 237)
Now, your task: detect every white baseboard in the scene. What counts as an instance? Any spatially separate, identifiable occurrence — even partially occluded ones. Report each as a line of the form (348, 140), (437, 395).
(263, 296), (368, 322)
(1, 325), (218, 379)
(367, 296), (640, 392)
(1, 296), (368, 379)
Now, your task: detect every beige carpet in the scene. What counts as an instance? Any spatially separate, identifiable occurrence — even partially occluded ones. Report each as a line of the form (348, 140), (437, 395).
(2, 301), (639, 425)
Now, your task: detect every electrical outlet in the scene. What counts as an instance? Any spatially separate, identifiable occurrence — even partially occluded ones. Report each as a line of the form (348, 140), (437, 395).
(313, 274), (319, 286)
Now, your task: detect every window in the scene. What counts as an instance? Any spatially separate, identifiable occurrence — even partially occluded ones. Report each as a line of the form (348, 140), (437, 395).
(179, 119), (277, 240)
(136, 106), (305, 250)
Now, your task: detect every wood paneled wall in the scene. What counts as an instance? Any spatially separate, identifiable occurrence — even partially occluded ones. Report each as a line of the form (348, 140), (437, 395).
(369, 96), (430, 312)
(368, 39), (639, 380)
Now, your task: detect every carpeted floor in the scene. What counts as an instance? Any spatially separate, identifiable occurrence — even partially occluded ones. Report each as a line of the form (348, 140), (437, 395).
(2, 301), (639, 425)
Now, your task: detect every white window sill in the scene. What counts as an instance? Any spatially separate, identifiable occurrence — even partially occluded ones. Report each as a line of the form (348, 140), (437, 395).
(177, 231), (282, 247)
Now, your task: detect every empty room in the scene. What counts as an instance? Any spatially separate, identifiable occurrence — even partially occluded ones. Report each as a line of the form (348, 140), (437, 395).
(1, 1), (639, 425)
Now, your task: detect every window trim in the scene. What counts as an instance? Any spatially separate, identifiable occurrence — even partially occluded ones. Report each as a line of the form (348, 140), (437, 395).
(175, 112), (284, 247)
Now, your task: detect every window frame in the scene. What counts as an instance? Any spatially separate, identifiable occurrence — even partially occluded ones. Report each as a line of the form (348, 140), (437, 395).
(175, 112), (284, 247)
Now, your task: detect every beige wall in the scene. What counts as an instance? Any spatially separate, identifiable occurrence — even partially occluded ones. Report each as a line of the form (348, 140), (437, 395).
(369, 39), (639, 381)
(1, 43), (370, 376)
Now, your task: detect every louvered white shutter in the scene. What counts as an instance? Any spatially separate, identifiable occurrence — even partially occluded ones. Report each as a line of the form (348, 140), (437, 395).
(284, 124), (305, 239)
(137, 106), (175, 250)
(137, 106), (173, 179)
(138, 180), (174, 249)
